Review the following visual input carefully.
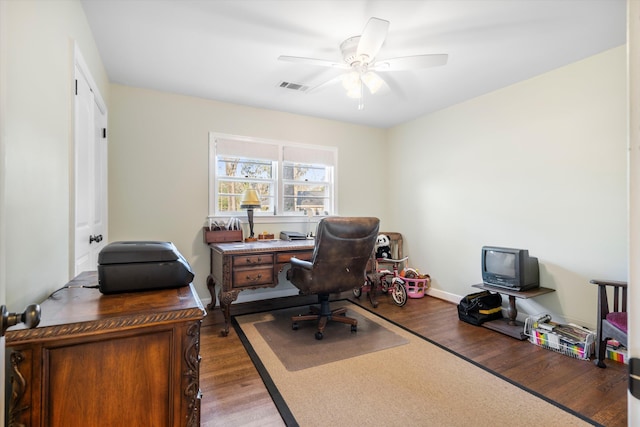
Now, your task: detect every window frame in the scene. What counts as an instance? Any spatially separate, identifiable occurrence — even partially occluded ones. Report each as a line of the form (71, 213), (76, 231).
(208, 132), (338, 223)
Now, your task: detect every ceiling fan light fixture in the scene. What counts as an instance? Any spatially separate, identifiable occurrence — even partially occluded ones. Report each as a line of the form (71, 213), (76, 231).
(279, 16), (447, 111)
(341, 71), (360, 91)
(346, 85), (362, 99)
(361, 71), (383, 94)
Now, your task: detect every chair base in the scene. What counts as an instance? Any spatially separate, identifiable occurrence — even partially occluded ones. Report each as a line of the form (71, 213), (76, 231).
(291, 294), (357, 340)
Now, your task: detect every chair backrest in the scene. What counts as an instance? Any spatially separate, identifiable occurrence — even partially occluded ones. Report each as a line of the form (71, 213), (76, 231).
(591, 278), (628, 367)
(591, 279), (628, 317)
(308, 217), (380, 293)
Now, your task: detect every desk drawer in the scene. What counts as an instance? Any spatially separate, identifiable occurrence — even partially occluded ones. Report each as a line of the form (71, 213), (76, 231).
(276, 252), (312, 263)
(233, 254), (274, 267)
(233, 267), (274, 287)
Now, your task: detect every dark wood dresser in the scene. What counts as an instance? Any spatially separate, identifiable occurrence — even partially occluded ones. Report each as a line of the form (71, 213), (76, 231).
(5, 271), (206, 427)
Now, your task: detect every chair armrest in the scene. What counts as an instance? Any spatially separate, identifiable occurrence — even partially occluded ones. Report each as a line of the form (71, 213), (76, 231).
(590, 279), (627, 288)
(290, 257), (312, 271)
(287, 257), (314, 289)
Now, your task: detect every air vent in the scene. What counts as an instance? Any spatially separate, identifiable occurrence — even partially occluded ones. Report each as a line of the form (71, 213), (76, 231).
(278, 81), (309, 92)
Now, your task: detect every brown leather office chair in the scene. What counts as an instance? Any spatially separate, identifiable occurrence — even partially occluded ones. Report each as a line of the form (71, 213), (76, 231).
(287, 217), (380, 340)
(591, 279), (628, 368)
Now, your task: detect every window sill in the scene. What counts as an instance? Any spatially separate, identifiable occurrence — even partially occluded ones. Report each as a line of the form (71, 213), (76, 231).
(208, 214), (328, 225)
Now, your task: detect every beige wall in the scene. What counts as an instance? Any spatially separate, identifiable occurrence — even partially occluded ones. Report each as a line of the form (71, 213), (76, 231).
(2, 0), (109, 309)
(1, 2), (108, 417)
(0, 4), (629, 420)
(388, 46), (627, 328)
(1, 0), (627, 329)
(108, 85), (388, 302)
(109, 46), (627, 322)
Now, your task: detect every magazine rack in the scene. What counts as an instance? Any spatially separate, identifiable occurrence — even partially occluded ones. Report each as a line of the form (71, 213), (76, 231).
(524, 315), (595, 360)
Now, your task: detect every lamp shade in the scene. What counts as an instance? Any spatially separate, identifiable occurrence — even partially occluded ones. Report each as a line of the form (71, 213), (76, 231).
(240, 189), (261, 209)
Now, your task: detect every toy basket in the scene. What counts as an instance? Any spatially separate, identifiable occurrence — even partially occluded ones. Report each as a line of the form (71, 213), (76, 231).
(403, 276), (430, 298)
(524, 315), (595, 360)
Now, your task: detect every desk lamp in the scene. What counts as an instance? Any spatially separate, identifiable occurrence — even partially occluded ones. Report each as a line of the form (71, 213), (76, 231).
(240, 189), (261, 242)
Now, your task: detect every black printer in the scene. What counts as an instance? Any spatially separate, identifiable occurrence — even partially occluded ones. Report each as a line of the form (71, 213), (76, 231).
(97, 241), (194, 294)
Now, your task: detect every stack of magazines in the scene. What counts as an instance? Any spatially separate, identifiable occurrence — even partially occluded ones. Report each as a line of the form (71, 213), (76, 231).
(525, 314), (596, 360)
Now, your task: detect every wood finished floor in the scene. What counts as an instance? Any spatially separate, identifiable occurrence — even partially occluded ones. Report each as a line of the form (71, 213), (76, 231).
(199, 293), (628, 427)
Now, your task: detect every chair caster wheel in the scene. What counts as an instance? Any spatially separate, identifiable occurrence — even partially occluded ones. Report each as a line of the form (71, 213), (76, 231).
(292, 322), (299, 330)
(351, 325), (357, 333)
(315, 331), (323, 340)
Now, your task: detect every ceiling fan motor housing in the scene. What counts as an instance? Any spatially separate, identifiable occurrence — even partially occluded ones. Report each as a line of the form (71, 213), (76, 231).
(340, 36), (365, 65)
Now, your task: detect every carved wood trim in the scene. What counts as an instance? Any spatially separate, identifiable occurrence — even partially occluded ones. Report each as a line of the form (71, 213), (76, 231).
(5, 307), (205, 345)
(8, 350), (28, 427)
(222, 259), (232, 290)
(219, 290), (240, 306)
(183, 320), (202, 427)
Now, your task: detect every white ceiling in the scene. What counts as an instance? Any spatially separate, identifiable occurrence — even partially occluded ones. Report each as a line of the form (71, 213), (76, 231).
(81, 0), (626, 129)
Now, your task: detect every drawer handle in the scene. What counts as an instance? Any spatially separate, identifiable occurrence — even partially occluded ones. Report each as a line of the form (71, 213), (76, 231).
(246, 257), (262, 264)
(246, 274), (262, 282)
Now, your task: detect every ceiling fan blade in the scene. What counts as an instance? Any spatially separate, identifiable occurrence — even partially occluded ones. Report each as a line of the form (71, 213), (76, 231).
(372, 54), (448, 71)
(356, 17), (389, 61)
(278, 55), (349, 69)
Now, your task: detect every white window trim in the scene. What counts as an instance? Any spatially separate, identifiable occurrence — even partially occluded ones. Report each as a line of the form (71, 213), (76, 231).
(208, 132), (338, 224)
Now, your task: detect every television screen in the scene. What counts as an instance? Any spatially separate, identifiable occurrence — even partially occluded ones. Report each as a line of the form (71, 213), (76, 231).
(481, 246), (539, 291)
(485, 250), (516, 278)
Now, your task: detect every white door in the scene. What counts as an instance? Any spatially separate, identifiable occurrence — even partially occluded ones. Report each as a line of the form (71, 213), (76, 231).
(91, 98), (108, 260)
(74, 51), (107, 275)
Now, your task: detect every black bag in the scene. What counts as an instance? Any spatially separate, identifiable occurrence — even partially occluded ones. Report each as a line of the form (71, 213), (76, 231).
(457, 290), (503, 326)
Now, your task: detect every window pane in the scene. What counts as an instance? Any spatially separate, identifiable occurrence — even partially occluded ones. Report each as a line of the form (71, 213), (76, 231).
(283, 183), (329, 214)
(283, 163), (328, 182)
(218, 180), (274, 213)
(254, 183), (274, 214)
(217, 157), (273, 179)
(209, 133), (336, 217)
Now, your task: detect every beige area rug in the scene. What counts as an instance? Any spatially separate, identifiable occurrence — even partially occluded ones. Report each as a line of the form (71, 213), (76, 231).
(233, 300), (599, 427)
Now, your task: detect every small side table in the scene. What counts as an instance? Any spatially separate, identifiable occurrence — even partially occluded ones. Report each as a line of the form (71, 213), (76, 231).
(471, 283), (555, 340)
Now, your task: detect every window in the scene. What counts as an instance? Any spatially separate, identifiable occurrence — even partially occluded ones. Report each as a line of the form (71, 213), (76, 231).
(209, 133), (336, 219)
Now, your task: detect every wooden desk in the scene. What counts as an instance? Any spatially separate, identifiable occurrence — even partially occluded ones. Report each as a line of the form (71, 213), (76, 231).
(207, 239), (315, 335)
(5, 271), (206, 427)
(471, 283), (555, 340)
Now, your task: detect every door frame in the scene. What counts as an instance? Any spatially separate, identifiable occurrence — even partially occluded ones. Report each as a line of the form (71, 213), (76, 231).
(628, 0), (639, 422)
(0, 0), (8, 423)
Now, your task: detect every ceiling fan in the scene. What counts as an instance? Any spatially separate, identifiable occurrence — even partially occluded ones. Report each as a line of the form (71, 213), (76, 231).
(278, 17), (448, 110)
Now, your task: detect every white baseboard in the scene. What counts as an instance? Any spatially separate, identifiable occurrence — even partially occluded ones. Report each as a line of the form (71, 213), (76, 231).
(425, 287), (461, 304)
